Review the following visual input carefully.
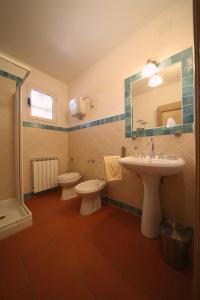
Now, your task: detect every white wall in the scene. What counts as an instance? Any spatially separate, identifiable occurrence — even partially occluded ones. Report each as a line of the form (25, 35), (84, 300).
(67, 0), (194, 226)
(22, 67), (68, 127)
(21, 68), (69, 194)
(68, 0), (193, 125)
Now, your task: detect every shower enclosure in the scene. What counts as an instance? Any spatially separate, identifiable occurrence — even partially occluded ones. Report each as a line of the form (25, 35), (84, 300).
(0, 55), (32, 239)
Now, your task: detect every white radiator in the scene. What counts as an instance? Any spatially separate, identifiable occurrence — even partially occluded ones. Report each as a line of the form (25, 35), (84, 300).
(32, 157), (58, 193)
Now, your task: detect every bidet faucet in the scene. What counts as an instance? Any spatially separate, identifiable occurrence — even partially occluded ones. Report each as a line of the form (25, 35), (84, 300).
(147, 137), (156, 159)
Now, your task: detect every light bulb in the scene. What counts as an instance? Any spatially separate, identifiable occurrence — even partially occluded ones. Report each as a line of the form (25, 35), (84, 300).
(148, 74), (163, 87)
(142, 60), (158, 78)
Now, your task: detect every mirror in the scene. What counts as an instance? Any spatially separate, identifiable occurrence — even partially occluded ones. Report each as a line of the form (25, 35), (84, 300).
(132, 63), (182, 130)
(124, 47), (194, 138)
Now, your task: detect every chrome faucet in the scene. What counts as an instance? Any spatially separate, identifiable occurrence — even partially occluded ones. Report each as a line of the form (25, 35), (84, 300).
(147, 137), (156, 159)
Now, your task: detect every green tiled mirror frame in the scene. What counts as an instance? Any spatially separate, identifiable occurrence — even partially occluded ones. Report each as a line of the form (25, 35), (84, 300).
(124, 47), (194, 138)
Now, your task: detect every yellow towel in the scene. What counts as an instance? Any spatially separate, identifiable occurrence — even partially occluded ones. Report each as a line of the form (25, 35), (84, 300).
(104, 156), (122, 182)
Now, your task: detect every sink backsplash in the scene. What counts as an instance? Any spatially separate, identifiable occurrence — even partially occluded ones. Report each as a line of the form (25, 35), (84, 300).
(69, 120), (195, 226)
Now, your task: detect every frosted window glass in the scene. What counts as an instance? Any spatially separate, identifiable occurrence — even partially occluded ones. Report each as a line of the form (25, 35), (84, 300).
(30, 89), (53, 120)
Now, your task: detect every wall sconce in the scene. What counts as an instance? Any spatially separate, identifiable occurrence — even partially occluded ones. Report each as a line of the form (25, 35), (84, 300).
(142, 59), (158, 78)
(142, 58), (163, 87)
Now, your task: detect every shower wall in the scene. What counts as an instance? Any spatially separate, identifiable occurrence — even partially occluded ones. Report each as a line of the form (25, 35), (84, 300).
(0, 76), (16, 200)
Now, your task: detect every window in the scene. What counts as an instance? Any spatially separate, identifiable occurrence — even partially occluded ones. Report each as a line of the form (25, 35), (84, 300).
(29, 89), (55, 121)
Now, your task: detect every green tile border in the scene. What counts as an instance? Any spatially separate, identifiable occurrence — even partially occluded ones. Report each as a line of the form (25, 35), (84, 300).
(24, 187), (59, 199)
(25, 189), (142, 218)
(103, 196), (142, 217)
(23, 113), (125, 132)
(24, 192), (35, 200)
(124, 47), (195, 138)
(22, 121), (68, 132)
(67, 113), (125, 132)
(0, 69), (23, 86)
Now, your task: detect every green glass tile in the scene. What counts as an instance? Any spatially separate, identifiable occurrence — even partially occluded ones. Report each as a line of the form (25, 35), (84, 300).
(120, 114), (125, 120)
(153, 128), (162, 136)
(130, 74), (138, 81)
(137, 209), (142, 217)
(131, 131), (138, 138)
(183, 104), (194, 115)
(118, 202), (123, 208)
(183, 123), (193, 133)
(161, 127), (172, 135)
(182, 65), (193, 77)
(125, 90), (130, 97)
(125, 103), (131, 111)
(182, 75), (193, 87)
(181, 47), (193, 59)
(145, 129), (153, 136)
(182, 56), (193, 68)
(125, 125), (131, 131)
(182, 85), (194, 96)
(125, 93), (131, 102)
(129, 206), (137, 214)
(171, 125), (183, 135)
(125, 78), (131, 91)
(24, 192), (34, 199)
(125, 117), (131, 126)
(0, 68), (22, 85)
(159, 57), (172, 69)
(125, 131), (131, 138)
(137, 71), (142, 80)
(171, 53), (181, 64)
(125, 110), (132, 118)
(183, 114), (194, 124)
(137, 130), (146, 137)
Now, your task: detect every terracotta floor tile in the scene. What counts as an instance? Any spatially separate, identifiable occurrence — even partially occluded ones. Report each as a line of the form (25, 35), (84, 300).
(0, 190), (192, 300)
(0, 256), (31, 299)
(22, 240), (95, 300)
(3, 285), (35, 300)
(78, 246), (150, 300)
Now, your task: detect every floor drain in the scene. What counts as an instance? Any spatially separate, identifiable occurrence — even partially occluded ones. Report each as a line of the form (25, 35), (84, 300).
(0, 216), (6, 220)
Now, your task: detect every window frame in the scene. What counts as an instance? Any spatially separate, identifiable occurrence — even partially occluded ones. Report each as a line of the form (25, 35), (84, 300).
(27, 85), (57, 124)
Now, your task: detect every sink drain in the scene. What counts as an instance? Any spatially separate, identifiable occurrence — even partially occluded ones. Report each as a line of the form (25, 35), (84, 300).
(0, 216), (6, 220)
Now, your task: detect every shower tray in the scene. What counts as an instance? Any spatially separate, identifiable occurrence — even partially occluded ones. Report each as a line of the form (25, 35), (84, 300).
(0, 198), (32, 240)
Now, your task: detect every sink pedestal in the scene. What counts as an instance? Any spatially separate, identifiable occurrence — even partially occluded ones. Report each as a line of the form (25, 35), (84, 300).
(141, 175), (161, 238)
(118, 155), (185, 239)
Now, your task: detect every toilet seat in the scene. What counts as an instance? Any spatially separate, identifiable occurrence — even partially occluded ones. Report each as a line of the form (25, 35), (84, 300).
(75, 179), (106, 194)
(58, 172), (81, 183)
(58, 172), (81, 201)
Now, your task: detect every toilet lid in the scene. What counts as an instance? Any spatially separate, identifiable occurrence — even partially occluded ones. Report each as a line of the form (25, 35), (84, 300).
(58, 172), (80, 180)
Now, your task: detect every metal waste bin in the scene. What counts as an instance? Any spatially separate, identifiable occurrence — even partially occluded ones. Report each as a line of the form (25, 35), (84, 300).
(160, 220), (193, 270)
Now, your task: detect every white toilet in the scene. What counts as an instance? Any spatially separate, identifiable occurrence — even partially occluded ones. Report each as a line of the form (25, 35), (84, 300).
(75, 179), (106, 215)
(57, 172), (81, 200)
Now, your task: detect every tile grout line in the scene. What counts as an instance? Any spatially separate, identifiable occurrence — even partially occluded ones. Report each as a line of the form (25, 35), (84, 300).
(49, 239), (98, 300)
(19, 255), (39, 300)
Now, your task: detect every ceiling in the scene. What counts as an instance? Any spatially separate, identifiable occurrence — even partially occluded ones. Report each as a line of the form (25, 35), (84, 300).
(0, 0), (175, 83)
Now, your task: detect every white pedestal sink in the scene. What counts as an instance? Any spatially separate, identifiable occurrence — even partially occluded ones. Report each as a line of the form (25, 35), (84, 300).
(119, 156), (185, 238)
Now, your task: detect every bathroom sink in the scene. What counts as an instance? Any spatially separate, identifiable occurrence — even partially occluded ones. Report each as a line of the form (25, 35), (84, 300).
(119, 156), (185, 238)
(118, 156), (185, 176)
